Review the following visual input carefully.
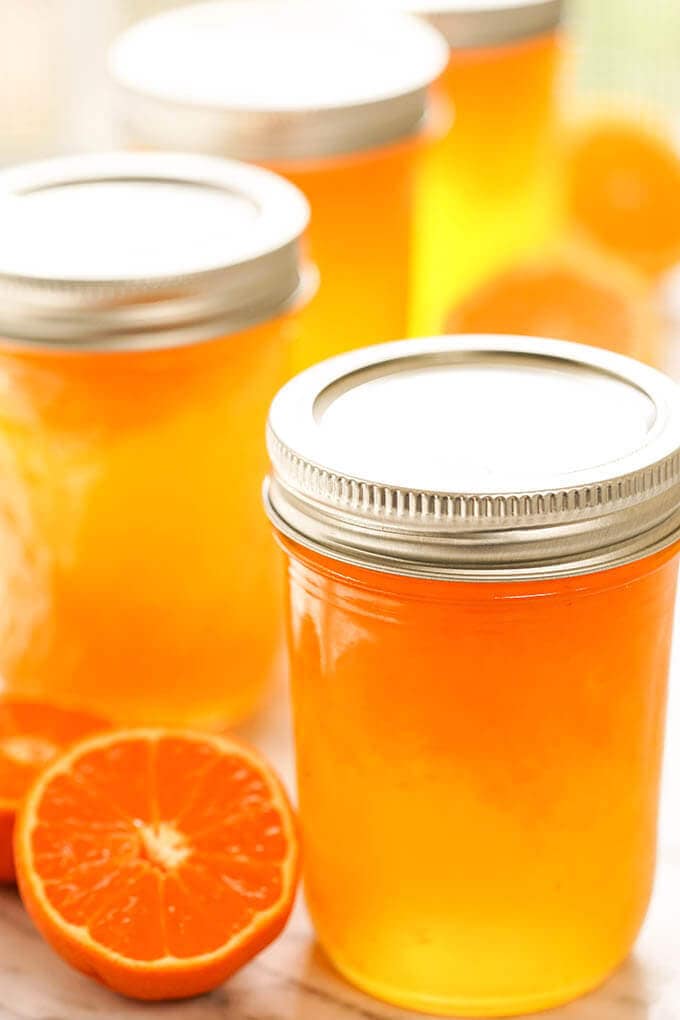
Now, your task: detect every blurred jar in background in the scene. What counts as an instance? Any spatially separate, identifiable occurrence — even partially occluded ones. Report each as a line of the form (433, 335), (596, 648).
(0, 153), (310, 727)
(109, 1), (448, 370)
(396, 0), (564, 334)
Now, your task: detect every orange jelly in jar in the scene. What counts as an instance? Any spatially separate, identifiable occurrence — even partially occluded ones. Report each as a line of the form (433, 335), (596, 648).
(0, 153), (310, 727)
(401, 0), (564, 333)
(265, 336), (680, 1016)
(109, 1), (448, 369)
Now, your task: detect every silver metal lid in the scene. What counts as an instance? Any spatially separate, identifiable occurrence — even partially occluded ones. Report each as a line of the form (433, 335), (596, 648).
(378, 0), (563, 49)
(265, 336), (680, 582)
(0, 152), (310, 351)
(109, 2), (449, 161)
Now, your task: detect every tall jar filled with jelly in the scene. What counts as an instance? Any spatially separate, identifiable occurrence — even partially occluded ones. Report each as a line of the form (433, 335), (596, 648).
(400, 0), (564, 333)
(109, 1), (448, 369)
(0, 152), (310, 727)
(265, 335), (680, 1017)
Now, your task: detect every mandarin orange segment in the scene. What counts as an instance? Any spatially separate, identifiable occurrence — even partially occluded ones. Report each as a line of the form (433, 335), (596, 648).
(153, 735), (223, 820)
(566, 117), (680, 277)
(174, 752), (275, 832)
(14, 729), (299, 1001)
(0, 699), (107, 882)
(68, 737), (155, 822)
(43, 862), (143, 929)
(446, 241), (663, 365)
(88, 869), (167, 963)
(164, 861), (269, 957)
(161, 872), (231, 958)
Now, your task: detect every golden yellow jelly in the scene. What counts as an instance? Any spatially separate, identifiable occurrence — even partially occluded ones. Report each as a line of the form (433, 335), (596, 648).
(408, 2), (563, 333)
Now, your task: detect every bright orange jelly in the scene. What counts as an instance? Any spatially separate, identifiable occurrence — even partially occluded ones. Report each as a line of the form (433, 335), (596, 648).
(281, 536), (678, 1016)
(279, 141), (416, 372)
(0, 317), (292, 727)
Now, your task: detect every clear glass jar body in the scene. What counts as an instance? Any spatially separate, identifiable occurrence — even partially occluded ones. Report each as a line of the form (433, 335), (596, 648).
(280, 535), (679, 1016)
(0, 316), (295, 727)
(411, 31), (563, 335)
(278, 141), (415, 372)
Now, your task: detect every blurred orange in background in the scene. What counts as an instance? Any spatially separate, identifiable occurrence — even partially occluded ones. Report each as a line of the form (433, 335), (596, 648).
(443, 107), (680, 370)
(565, 116), (680, 279)
(446, 239), (663, 365)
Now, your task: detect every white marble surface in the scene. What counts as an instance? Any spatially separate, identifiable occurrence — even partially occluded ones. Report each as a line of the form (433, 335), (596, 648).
(1, 629), (680, 1020)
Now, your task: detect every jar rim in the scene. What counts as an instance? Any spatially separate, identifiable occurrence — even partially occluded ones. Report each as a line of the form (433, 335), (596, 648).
(265, 336), (680, 582)
(393, 0), (563, 50)
(0, 152), (310, 351)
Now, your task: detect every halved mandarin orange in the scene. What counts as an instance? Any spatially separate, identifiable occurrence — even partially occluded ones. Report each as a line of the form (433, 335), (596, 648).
(0, 700), (107, 882)
(446, 240), (663, 365)
(566, 116), (680, 277)
(14, 729), (299, 1001)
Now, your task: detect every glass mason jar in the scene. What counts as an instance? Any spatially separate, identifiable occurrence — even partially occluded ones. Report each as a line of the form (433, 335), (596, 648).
(402, 0), (564, 334)
(265, 336), (680, 1017)
(108, 1), (448, 370)
(0, 152), (310, 728)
